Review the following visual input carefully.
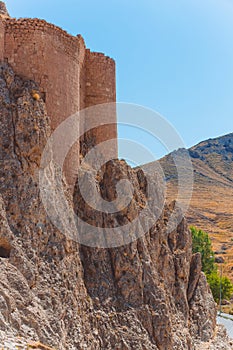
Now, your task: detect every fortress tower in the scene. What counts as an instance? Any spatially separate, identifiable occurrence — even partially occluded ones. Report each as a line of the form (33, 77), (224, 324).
(0, 3), (117, 187)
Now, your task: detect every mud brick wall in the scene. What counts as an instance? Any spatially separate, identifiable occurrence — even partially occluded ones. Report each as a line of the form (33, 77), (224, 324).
(0, 17), (117, 186)
(84, 50), (117, 159)
(4, 18), (81, 129)
(0, 19), (4, 60)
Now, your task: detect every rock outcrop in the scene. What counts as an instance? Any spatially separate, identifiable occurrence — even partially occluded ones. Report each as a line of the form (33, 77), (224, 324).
(0, 63), (232, 349)
(0, 1), (9, 17)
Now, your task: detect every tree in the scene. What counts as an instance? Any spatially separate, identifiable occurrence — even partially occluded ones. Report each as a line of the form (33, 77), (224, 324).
(190, 226), (216, 275)
(206, 270), (233, 303)
(206, 270), (220, 301)
(222, 275), (233, 301)
(190, 226), (233, 303)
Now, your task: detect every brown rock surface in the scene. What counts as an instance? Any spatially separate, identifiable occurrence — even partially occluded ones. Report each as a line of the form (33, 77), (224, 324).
(0, 2), (9, 17)
(0, 63), (232, 349)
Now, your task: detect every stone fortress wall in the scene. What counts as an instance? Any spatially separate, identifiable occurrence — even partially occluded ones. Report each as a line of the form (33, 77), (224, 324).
(0, 4), (117, 186)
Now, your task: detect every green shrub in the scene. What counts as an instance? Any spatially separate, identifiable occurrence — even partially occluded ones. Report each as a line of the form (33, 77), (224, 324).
(206, 270), (233, 302)
(190, 226), (216, 275)
(190, 226), (233, 303)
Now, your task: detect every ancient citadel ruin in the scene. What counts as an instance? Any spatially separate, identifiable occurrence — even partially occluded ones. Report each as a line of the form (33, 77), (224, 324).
(1, 2), (233, 349)
(0, 2), (117, 186)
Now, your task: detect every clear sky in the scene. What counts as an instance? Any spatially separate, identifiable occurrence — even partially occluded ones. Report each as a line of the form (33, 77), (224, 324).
(6, 0), (233, 163)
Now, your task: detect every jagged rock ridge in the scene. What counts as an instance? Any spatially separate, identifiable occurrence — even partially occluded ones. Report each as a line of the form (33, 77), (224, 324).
(0, 63), (232, 349)
(0, 1), (9, 17)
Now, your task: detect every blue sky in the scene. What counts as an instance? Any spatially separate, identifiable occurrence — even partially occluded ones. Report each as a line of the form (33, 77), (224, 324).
(6, 0), (233, 163)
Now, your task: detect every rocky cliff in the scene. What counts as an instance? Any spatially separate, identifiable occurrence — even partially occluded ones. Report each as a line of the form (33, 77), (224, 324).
(0, 63), (232, 349)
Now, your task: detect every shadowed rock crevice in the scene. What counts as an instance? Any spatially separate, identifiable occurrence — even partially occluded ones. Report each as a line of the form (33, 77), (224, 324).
(0, 237), (11, 258)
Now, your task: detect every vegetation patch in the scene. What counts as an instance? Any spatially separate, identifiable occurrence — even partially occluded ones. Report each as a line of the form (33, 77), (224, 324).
(191, 226), (233, 303)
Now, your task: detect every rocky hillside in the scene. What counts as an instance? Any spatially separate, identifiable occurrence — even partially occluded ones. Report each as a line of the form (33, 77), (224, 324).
(148, 134), (233, 279)
(0, 63), (232, 349)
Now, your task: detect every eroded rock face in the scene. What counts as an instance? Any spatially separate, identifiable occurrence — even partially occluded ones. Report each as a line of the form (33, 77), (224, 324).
(0, 63), (232, 349)
(74, 162), (220, 349)
(0, 2), (9, 17)
(0, 63), (98, 349)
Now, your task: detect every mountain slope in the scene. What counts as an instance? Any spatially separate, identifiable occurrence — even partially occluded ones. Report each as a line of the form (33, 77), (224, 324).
(149, 133), (233, 279)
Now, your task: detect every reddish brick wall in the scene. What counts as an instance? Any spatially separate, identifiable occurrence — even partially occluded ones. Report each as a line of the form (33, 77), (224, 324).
(84, 50), (117, 158)
(85, 50), (116, 107)
(4, 18), (82, 186)
(0, 17), (117, 186)
(4, 18), (81, 129)
(0, 19), (4, 60)
(77, 34), (86, 146)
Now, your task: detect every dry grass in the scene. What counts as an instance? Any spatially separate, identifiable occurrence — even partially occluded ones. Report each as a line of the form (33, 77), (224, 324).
(31, 90), (40, 101)
(27, 342), (56, 350)
(166, 175), (233, 280)
(219, 304), (233, 315)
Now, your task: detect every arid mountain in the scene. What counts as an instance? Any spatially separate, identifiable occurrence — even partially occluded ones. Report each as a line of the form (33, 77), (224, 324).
(148, 133), (233, 280)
